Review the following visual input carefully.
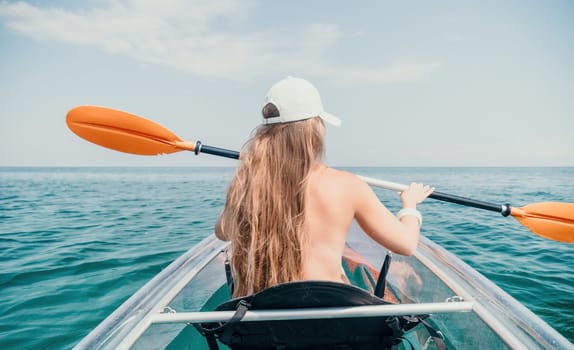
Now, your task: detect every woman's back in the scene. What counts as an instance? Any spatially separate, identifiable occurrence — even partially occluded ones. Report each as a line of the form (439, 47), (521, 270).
(303, 165), (355, 282)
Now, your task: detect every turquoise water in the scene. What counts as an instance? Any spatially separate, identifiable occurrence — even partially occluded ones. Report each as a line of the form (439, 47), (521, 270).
(1, 167), (573, 349)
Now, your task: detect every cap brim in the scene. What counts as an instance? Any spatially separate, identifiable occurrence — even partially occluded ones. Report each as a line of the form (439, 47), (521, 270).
(320, 112), (342, 127)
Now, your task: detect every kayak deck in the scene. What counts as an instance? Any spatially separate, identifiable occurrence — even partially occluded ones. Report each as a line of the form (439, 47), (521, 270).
(74, 223), (574, 350)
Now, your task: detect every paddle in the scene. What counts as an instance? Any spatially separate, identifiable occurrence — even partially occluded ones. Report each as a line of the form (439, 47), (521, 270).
(66, 106), (574, 243)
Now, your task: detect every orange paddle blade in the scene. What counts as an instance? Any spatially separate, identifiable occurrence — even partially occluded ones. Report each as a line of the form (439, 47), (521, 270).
(66, 106), (196, 155)
(511, 202), (574, 243)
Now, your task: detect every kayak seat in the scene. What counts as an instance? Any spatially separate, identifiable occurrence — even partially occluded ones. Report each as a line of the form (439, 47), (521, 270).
(195, 280), (445, 350)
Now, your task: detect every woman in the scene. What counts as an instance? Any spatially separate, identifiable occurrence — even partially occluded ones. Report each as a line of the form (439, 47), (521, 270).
(215, 77), (433, 297)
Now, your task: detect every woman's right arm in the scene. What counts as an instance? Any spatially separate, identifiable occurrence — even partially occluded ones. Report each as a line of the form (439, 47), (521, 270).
(351, 175), (432, 255)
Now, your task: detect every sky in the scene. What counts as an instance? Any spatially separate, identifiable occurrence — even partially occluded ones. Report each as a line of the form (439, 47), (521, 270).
(0, 0), (573, 167)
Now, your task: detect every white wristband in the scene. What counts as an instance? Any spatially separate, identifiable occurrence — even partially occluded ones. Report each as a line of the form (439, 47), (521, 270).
(397, 208), (422, 226)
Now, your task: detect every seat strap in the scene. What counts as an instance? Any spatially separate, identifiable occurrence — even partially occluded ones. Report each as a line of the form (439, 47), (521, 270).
(224, 249), (235, 296)
(219, 300), (250, 344)
(374, 252), (392, 298)
(204, 333), (219, 350)
(194, 300), (251, 350)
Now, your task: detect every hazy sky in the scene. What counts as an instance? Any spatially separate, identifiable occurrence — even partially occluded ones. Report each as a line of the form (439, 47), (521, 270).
(1, 0), (573, 167)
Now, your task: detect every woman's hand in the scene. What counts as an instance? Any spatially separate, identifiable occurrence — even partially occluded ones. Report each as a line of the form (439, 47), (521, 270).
(400, 183), (434, 208)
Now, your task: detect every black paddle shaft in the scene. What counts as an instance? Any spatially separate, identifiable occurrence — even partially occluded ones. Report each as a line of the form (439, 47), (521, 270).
(430, 191), (511, 216)
(194, 142), (240, 159)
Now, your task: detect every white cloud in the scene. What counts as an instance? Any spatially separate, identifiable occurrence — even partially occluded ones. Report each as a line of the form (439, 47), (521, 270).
(0, 0), (440, 84)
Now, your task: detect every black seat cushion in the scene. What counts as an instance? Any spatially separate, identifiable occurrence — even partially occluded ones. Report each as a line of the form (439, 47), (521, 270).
(203, 281), (424, 350)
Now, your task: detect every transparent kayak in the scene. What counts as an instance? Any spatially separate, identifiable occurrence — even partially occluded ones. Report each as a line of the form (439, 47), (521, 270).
(74, 223), (573, 350)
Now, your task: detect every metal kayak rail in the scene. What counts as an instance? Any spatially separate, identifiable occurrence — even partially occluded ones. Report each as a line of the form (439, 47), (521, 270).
(151, 301), (475, 324)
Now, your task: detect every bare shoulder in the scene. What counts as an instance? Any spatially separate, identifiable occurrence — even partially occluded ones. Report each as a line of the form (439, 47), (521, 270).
(326, 168), (380, 207)
(322, 168), (370, 192)
(324, 167), (363, 182)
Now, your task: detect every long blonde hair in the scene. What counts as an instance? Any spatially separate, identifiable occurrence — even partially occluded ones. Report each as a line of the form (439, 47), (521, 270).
(222, 116), (325, 297)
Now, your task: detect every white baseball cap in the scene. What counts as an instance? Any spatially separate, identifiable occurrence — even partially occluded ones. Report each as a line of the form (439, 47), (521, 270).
(262, 76), (341, 126)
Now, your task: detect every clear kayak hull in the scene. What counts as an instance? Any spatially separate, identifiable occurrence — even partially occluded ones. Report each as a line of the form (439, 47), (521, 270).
(74, 224), (574, 350)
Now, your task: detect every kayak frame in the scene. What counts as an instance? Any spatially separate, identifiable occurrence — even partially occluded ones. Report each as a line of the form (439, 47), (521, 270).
(74, 233), (573, 350)
(74, 236), (228, 350)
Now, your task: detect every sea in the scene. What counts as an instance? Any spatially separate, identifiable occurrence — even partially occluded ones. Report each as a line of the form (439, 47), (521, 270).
(1, 167), (573, 349)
